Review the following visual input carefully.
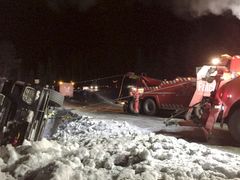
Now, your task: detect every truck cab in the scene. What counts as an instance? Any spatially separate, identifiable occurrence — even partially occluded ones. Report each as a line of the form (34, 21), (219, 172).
(0, 78), (64, 146)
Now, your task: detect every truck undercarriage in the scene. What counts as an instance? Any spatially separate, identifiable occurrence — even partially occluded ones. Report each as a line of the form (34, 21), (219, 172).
(0, 78), (64, 146)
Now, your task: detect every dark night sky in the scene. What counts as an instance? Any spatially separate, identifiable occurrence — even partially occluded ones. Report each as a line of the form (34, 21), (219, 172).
(1, 0), (240, 83)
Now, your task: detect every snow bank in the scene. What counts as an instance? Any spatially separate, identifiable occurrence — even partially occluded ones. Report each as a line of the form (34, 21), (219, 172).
(0, 110), (240, 180)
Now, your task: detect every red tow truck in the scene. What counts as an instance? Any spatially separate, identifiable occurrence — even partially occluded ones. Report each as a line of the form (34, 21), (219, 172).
(123, 54), (240, 143)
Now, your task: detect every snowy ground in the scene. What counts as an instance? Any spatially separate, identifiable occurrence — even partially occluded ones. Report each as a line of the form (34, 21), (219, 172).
(66, 102), (240, 148)
(0, 109), (240, 180)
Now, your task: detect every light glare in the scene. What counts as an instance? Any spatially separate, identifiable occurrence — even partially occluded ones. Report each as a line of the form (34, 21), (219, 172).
(212, 58), (220, 65)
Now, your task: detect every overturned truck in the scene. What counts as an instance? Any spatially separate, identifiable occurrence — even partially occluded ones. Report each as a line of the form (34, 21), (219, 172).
(124, 55), (240, 143)
(0, 78), (64, 146)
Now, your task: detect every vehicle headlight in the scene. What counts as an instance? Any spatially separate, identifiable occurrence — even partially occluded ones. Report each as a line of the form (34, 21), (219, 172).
(83, 86), (89, 90)
(22, 87), (36, 105)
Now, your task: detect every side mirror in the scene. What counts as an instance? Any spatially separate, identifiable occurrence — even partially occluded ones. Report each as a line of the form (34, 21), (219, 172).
(22, 87), (36, 105)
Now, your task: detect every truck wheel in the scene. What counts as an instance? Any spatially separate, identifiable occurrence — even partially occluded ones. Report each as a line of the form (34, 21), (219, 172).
(48, 90), (64, 107)
(143, 98), (157, 116)
(228, 109), (240, 143)
(127, 100), (135, 114)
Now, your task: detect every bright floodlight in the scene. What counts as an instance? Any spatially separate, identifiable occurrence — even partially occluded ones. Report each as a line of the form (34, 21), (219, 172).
(212, 58), (220, 65)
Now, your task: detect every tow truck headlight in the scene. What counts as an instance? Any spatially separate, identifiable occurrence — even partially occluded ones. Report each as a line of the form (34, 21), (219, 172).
(22, 87), (36, 105)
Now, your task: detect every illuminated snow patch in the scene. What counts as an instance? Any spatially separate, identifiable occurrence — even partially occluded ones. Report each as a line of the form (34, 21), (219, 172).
(0, 111), (239, 180)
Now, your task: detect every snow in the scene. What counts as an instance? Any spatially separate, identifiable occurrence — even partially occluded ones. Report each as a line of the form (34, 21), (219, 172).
(0, 109), (240, 180)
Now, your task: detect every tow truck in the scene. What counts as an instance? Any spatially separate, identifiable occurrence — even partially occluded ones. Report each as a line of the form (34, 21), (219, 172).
(0, 78), (64, 146)
(123, 54), (240, 143)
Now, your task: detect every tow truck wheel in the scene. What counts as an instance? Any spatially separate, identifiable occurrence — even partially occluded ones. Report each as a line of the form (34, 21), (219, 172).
(127, 99), (135, 114)
(143, 98), (157, 116)
(228, 109), (240, 143)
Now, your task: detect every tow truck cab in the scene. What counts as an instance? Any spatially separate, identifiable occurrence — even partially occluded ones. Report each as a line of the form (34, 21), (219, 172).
(124, 54), (240, 143)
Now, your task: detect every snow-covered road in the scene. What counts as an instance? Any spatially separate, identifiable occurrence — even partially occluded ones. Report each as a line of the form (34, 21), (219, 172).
(0, 109), (240, 180)
(66, 102), (198, 133)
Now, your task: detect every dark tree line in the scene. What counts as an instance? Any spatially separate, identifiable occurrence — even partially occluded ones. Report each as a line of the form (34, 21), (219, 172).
(1, 1), (240, 83)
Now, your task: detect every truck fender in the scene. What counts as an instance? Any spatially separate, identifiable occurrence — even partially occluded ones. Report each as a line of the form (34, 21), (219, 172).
(225, 100), (240, 122)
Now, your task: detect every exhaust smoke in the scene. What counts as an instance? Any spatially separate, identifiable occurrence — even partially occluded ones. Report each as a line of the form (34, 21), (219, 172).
(172, 0), (240, 19)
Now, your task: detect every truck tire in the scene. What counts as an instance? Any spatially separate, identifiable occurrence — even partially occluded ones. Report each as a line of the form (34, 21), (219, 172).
(143, 98), (157, 116)
(127, 99), (135, 114)
(228, 109), (240, 143)
(48, 90), (64, 107)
